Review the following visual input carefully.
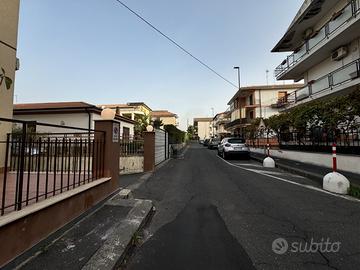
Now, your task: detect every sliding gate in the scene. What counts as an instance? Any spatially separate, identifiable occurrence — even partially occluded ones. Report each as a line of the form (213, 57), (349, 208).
(155, 129), (169, 165)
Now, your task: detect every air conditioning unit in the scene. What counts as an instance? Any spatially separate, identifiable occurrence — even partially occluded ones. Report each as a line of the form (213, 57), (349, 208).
(331, 47), (348, 61)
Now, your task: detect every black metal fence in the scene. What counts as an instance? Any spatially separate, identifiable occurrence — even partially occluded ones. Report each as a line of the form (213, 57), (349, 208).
(0, 118), (105, 216)
(119, 136), (144, 157)
(278, 128), (360, 155)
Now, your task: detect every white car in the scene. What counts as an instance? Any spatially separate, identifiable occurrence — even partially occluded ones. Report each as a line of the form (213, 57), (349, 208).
(218, 137), (250, 159)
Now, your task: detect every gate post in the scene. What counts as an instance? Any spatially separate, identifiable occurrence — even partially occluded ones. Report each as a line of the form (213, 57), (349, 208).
(94, 120), (120, 191)
(144, 131), (155, 172)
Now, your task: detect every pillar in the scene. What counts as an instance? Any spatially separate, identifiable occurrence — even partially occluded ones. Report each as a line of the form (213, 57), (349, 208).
(94, 120), (120, 191)
(143, 131), (155, 172)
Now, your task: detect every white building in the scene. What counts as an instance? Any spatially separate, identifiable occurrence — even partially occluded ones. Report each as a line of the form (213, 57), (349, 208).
(273, 0), (360, 108)
(13, 102), (136, 137)
(194, 118), (213, 140)
(213, 112), (231, 139)
(226, 84), (302, 136)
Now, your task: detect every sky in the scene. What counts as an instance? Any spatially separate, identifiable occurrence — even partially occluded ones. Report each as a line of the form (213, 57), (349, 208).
(15, 0), (304, 130)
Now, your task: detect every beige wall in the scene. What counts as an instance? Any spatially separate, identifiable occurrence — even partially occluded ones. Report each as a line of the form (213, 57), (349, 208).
(154, 116), (178, 126)
(0, 0), (20, 169)
(197, 121), (212, 140)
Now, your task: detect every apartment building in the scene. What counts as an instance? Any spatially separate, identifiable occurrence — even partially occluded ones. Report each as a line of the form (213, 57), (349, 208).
(213, 112), (231, 138)
(151, 110), (179, 126)
(193, 118), (213, 140)
(13, 102), (136, 137)
(226, 84), (303, 136)
(99, 102), (152, 122)
(0, 0), (20, 171)
(273, 0), (360, 108)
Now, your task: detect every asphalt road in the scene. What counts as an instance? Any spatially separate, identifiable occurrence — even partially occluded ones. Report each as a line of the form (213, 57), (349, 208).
(126, 143), (360, 270)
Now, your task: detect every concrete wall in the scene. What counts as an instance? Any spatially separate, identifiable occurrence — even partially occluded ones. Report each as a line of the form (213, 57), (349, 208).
(0, 0), (20, 170)
(0, 178), (114, 267)
(250, 147), (360, 174)
(119, 156), (144, 175)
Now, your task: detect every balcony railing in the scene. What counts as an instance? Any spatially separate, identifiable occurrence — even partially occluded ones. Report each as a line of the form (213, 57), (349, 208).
(275, 1), (359, 78)
(231, 109), (241, 122)
(275, 58), (360, 107)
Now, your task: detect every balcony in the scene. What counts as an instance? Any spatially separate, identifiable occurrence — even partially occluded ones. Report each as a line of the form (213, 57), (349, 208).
(230, 109), (241, 122)
(275, 1), (360, 80)
(276, 58), (360, 108)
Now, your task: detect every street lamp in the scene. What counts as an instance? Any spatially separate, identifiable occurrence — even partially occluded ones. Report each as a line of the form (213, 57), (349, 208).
(234, 67), (241, 90)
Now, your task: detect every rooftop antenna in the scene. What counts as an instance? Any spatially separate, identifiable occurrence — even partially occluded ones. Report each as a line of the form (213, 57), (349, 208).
(266, 70), (269, 85)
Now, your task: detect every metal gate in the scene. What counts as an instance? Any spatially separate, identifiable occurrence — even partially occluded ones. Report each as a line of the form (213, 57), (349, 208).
(155, 129), (169, 165)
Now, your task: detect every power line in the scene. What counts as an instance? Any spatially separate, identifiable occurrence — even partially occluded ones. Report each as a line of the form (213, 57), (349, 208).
(113, 0), (238, 89)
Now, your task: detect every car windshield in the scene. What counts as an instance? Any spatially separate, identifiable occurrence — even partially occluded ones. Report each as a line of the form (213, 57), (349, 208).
(228, 139), (245, 144)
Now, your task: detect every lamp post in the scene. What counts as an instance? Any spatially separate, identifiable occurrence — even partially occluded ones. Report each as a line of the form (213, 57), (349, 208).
(234, 67), (241, 90)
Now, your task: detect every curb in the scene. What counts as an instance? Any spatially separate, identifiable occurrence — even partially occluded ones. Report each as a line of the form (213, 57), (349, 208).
(82, 198), (154, 270)
(250, 154), (324, 185)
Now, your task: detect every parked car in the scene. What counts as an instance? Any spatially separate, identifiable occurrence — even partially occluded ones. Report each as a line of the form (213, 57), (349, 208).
(203, 139), (210, 147)
(199, 139), (204, 144)
(208, 138), (220, 150)
(218, 137), (250, 159)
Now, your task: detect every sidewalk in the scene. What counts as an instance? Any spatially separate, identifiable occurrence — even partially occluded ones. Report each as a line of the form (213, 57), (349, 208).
(5, 193), (153, 270)
(250, 152), (360, 188)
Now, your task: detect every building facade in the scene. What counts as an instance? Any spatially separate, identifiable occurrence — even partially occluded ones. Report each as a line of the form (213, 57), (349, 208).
(226, 84), (303, 136)
(13, 102), (136, 137)
(99, 102), (152, 123)
(193, 118), (213, 140)
(273, 0), (360, 108)
(213, 112), (231, 139)
(151, 110), (179, 126)
(0, 0), (20, 170)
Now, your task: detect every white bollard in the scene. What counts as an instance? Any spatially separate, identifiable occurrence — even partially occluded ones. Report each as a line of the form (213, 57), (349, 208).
(322, 144), (350, 194)
(263, 157), (275, 168)
(263, 144), (275, 168)
(323, 172), (350, 195)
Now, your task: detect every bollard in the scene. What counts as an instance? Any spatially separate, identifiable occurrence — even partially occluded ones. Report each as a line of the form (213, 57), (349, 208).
(263, 144), (275, 168)
(323, 143), (350, 194)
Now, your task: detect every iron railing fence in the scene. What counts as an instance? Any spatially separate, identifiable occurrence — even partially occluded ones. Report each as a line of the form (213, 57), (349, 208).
(0, 118), (105, 216)
(275, 58), (360, 107)
(275, 0), (360, 78)
(278, 128), (360, 154)
(119, 135), (144, 157)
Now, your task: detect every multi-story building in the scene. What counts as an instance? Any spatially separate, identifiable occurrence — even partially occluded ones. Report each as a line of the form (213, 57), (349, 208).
(0, 0), (20, 171)
(193, 118), (213, 140)
(151, 110), (179, 126)
(226, 84), (303, 136)
(213, 112), (231, 139)
(273, 0), (360, 108)
(99, 102), (152, 123)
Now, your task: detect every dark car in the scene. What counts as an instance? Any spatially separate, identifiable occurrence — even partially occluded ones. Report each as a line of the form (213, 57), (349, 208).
(203, 139), (210, 147)
(208, 138), (220, 149)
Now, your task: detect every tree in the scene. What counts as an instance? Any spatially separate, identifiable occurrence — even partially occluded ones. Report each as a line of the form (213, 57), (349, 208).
(152, 119), (163, 129)
(164, 125), (186, 144)
(187, 125), (195, 138)
(0, 67), (13, 90)
(134, 114), (150, 136)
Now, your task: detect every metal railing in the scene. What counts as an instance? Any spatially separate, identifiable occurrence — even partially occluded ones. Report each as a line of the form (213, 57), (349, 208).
(275, 58), (360, 107)
(275, 1), (359, 78)
(119, 136), (144, 157)
(278, 128), (360, 155)
(0, 118), (105, 216)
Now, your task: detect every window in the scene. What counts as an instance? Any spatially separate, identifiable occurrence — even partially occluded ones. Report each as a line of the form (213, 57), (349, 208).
(249, 94), (254, 105)
(249, 111), (254, 119)
(123, 127), (130, 139)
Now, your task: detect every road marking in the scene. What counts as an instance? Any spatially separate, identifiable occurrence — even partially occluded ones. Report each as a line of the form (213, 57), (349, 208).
(217, 156), (360, 203)
(232, 163), (263, 168)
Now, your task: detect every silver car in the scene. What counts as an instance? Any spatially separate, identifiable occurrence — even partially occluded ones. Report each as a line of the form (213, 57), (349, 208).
(218, 137), (250, 159)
